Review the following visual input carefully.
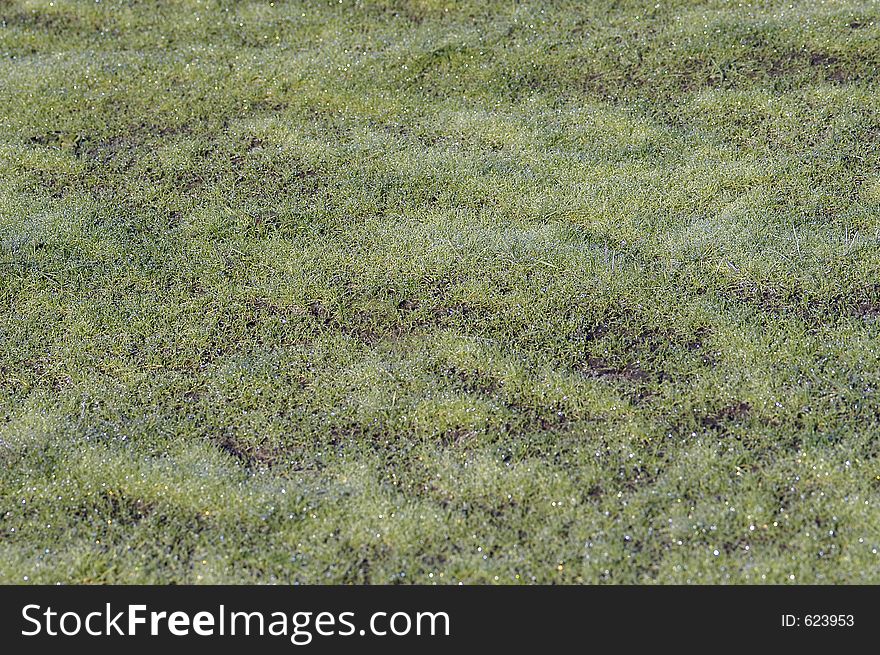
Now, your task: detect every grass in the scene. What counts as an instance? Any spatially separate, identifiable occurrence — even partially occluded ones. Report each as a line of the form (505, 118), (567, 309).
(1, 0), (879, 584)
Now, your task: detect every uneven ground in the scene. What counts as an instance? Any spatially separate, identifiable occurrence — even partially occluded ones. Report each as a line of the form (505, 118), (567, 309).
(1, 0), (879, 583)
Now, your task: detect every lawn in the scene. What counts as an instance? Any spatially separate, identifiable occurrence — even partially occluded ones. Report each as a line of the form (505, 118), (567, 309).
(1, 0), (879, 584)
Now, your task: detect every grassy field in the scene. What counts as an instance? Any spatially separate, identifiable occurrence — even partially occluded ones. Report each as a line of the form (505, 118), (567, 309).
(1, 0), (879, 584)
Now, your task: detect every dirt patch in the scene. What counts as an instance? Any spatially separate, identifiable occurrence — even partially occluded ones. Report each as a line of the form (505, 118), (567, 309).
(440, 364), (501, 397)
(213, 432), (279, 469)
(309, 301), (332, 322)
(771, 51), (854, 84)
(581, 356), (651, 383)
(246, 137), (266, 152)
(809, 52), (838, 68)
(73, 135), (138, 169)
(304, 276), (480, 344)
(700, 402), (752, 430)
(854, 299), (880, 319)
(72, 491), (156, 527)
(29, 131), (67, 147)
(727, 281), (880, 325)
(104, 493), (155, 526)
(247, 98), (287, 112)
(307, 301), (382, 344)
(2, 10), (84, 33)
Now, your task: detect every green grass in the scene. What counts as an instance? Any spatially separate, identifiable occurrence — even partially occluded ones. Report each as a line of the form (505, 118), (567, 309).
(1, 0), (879, 584)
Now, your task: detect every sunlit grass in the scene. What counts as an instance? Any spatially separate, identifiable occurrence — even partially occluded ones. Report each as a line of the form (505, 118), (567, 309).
(1, 0), (879, 583)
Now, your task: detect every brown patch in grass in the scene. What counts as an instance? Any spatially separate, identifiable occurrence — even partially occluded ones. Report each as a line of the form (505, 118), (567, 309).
(248, 98), (287, 112)
(307, 301), (382, 344)
(309, 301), (332, 321)
(74, 134), (131, 161)
(854, 300), (880, 319)
(582, 356), (650, 383)
(440, 365), (501, 396)
(104, 493), (155, 525)
(214, 432), (279, 469)
(726, 281), (880, 325)
(1, 8), (87, 33)
(73, 491), (156, 526)
(700, 402), (752, 430)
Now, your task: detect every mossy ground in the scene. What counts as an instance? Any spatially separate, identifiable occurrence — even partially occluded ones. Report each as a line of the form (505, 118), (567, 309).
(1, 0), (879, 583)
